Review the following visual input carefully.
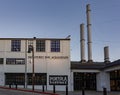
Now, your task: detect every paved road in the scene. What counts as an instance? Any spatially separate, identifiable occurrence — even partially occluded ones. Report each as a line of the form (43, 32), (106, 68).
(0, 88), (120, 95)
(0, 89), (45, 95)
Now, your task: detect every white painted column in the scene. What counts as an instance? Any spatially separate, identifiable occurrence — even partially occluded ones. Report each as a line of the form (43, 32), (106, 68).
(96, 71), (110, 91)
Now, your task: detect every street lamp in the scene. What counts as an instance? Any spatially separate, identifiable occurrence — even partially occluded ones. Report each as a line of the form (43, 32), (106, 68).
(28, 37), (36, 91)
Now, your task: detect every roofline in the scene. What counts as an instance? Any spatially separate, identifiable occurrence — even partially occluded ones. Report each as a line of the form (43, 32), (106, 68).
(0, 38), (70, 40)
(71, 60), (120, 70)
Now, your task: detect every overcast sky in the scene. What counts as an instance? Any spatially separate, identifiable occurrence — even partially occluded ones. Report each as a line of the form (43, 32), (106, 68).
(0, 0), (120, 62)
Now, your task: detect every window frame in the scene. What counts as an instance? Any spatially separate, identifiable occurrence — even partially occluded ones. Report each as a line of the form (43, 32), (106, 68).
(6, 58), (25, 65)
(36, 40), (46, 52)
(11, 40), (21, 52)
(51, 40), (60, 52)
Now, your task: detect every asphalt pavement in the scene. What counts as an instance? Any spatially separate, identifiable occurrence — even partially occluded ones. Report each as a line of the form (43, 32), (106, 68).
(0, 88), (43, 95)
(0, 87), (120, 95)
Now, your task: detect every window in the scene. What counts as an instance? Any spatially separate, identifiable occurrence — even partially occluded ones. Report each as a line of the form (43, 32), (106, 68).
(0, 58), (3, 64)
(5, 73), (24, 85)
(6, 58), (25, 65)
(110, 70), (120, 91)
(16, 59), (25, 64)
(27, 73), (47, 85)
(11, 40), (21, 52)
(5, 73), (47, 85)
(36, 40), (45, 52)
(51, 40), (60, 52)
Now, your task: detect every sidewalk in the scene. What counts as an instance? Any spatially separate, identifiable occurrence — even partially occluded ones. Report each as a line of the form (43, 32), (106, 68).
(56, 90), (120, 95)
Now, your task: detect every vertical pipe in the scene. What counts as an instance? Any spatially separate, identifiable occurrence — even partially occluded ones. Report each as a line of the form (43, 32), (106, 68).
(32, 37), (36, 90)
(25, 39), (27, 88)
(32, 46), (35, 91)
(104, 46), (110, 63)
(80, 24), (86, 63)
(86, 4), (93, 63)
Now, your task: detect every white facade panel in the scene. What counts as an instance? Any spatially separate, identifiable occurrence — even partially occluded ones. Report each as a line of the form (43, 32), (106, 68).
(0, 38), (71, 91)
(96, 71), (110, 91)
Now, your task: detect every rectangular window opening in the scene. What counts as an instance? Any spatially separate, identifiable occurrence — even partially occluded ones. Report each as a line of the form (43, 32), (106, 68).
(51, 40), (60, 52)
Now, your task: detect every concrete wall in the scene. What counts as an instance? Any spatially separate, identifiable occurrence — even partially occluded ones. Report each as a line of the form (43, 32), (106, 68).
(96, 71), (110, 91)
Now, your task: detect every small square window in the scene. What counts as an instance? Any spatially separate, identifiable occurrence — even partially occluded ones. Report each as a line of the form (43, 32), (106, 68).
(36, 40), (45, 52)
(51, 40), (60, 52)
(11, 40), (21, 52)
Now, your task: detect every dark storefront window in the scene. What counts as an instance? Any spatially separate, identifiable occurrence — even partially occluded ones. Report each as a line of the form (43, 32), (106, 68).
(27, 73), (47, 85)
(5, 73), (24, 85)
(110, 70), (120, 91)
(74, 72), (96, 90)
(5, 73), (47, 85)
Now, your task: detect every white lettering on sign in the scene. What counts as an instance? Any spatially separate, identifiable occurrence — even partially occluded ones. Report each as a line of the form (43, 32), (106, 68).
(49, 75), (68, 85)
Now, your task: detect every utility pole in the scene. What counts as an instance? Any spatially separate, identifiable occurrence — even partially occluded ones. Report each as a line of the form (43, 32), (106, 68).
(28, 37), (36, 91)
(25, 39), (27, 88)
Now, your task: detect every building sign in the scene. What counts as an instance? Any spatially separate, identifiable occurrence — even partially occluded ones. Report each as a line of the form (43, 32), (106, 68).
(49, 75), (68, 85)
(28, 56), (69, 59)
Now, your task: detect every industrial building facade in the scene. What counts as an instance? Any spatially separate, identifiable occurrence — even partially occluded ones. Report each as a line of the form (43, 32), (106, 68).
(0, 38), (71, 91)
(0, 38), (120, 91)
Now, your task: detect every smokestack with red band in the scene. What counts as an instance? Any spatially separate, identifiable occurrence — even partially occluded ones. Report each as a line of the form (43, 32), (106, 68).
(104, 46), (110, 63)
(86, 4), (93, 63)
(80, 24), (86, 63)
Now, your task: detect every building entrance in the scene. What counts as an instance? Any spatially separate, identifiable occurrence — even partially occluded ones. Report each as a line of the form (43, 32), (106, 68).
(74, 72), (96, 90)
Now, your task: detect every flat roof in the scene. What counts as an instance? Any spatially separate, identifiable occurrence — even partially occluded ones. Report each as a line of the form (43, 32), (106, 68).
(71, 61), (105, 70)
(0, 38), (70, 40)
(71, 59), (120, 70)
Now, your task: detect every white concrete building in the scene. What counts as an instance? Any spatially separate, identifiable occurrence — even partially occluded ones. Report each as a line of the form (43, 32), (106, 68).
(0, 38), (71, 91)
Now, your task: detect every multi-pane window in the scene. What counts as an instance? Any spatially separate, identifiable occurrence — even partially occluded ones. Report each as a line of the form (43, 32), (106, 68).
(11, 40), (21, 52)
(6, 58), (25, 65)
(51, 40), (60, 52)
(27, 73), (47, 85)
(5, 73), (24, 85)
(36, 40), (45, 52)
(5, 73), (47, 85)
(110, 70), (120, 91)
(0, 58), (3, 64)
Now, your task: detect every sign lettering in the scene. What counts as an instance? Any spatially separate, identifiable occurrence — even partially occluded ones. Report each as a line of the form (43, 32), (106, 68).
(49, 75), (68, 85)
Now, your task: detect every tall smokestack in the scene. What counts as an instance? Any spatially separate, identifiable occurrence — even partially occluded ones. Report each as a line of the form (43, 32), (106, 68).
(80, 24), (86, 63)
(86, 4), (93, 63)
(104, 46), (110, 63)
